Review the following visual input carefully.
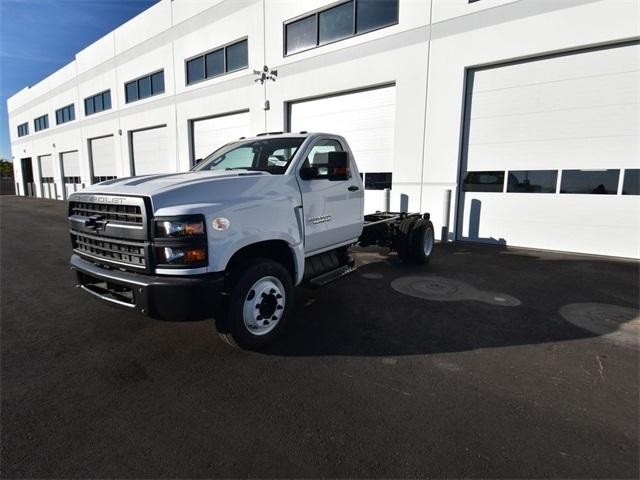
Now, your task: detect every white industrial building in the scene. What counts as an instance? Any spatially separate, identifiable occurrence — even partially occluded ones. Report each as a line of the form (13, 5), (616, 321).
(7, 0), (640, 258)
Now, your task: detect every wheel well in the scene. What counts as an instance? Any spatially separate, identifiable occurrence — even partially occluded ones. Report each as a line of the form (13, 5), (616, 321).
(226, 240), (296, 280)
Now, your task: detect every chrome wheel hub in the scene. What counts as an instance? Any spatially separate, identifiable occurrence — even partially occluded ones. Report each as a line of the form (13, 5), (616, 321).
(423, 228), (434, 257)
(243, 276), (285, 336)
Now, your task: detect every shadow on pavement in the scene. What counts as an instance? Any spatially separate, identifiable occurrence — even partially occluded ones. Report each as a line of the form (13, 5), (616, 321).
(262, 244), (639, 357)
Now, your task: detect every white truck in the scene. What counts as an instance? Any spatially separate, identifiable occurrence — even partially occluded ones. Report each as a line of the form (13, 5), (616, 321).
(69, 132), (434, 348)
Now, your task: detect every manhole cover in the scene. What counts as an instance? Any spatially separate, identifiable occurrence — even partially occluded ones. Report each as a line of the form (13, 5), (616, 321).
(559, 303), (639, 349)
(391, 275), (520, 306)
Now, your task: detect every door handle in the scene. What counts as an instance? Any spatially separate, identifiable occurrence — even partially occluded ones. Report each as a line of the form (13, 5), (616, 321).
(348, 185), (359, 192)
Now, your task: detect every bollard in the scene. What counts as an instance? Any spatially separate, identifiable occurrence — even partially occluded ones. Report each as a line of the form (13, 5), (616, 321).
(53, 183), (58, 200)
(441, 189), (452, 242)
(383, 188), (391, 212)
(27, 183), (33, 197)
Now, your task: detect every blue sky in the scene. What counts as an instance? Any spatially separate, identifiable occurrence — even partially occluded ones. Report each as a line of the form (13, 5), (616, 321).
(0, 0), (157, 161)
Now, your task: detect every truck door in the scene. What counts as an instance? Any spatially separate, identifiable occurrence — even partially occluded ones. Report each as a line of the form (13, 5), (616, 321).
(297, 138), (363, 254)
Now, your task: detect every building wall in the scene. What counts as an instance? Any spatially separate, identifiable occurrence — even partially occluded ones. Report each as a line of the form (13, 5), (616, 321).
(7, 0), (640, 252)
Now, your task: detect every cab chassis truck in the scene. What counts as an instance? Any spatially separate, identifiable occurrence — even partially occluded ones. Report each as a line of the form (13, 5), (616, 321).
(68, 132), (434, 348)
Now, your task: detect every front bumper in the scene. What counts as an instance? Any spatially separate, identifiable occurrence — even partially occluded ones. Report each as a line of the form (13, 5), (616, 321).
(70, 254), (225, 321)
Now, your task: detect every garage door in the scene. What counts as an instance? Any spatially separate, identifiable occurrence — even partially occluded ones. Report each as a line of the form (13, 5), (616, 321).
(38, 154), (55, 198)
(457, 42), (640, 258)
(61, 150), (81, 199)
(131, 126), (171, 176)
(89, 135), (117, 183)
(289, 85), (396, 213)
(192, 111), (251, 164)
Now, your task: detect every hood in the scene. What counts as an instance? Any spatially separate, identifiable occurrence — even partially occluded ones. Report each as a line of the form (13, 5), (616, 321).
(75, 170), (270, 197)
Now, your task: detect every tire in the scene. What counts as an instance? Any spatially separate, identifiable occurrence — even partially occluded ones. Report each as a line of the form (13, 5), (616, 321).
(216, 259), (294, 349)
(396, 217), (418, 262)
(408, 219), (435, 264)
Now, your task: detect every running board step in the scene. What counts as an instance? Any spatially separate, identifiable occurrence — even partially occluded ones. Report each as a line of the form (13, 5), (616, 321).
(308, 264), (358, 288)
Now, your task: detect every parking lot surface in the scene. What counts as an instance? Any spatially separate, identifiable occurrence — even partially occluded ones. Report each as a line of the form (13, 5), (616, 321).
(1, 196), (638, 479)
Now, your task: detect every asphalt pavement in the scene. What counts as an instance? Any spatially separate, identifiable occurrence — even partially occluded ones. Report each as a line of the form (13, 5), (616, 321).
(1, 196), (638, 478)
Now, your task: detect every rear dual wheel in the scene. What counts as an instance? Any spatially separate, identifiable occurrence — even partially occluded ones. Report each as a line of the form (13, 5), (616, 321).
(397, 218), (434, 264)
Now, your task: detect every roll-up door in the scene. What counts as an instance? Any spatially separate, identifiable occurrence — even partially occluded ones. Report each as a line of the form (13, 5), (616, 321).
(457, 42), (640, 258)
(289, 85), (396, 213)
(89, 135), (117, 183)
(131, 125), (170, 175)
(191, 111), (251, 164)
(38, 154), (55, 198)
(61, 150), (81, 199)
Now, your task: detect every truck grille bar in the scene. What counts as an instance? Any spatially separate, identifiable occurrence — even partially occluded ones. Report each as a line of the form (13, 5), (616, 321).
(72, 231), (147, 269)
(69, 201), (143, 225)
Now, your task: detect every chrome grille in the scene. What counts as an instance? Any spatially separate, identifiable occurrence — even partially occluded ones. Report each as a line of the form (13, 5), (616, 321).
(72, 232), (146, 268)
(69, 201), (143, 225)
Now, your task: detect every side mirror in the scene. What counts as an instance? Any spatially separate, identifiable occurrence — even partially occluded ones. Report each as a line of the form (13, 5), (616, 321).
(327, 151), (351, 181)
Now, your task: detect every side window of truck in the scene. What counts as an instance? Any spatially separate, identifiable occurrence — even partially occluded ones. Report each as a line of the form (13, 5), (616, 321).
(301, 139), (343, 179)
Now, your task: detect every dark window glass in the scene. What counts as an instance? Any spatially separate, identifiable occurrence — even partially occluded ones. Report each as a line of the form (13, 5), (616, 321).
(17, 123), (28, 137)
(356, 0), (398, 34)
(365, 172), (392, 190)
(56, 110), (63, 125)
(226, 40), (248, 72)
(69, 105), (75, 121)
(462, 171), (504, 192)
(126, 81), (138, 103)
(560, 169), (619, 194)
(205, 49), (224, 78)
(151, 71), (164, 94)
(507, 170), (557, 193)
(138, 75), (151, 99)
(63, 108), (70, 123)
(187, 56), (205, 84)
(85, 97), (94, 115)
(102, 91), (111, 110)
(286, 15), (317, 54)
(34, 115), (49, 132)
(622, 169), (639, 195)
(319, 1), (353, 44)
(94, 94), (103, 112)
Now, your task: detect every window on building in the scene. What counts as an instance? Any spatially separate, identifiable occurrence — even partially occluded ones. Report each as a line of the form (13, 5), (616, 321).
(93, 175), (117, 184)
(34, 114), (49, 132)
(55, 104), (75, 125)
(622, 169), (639, 195)
(226, 39), (248, 72)
(355, 0), (398, 34)
(364, 172), (392, 190)
(506, 170), (557, 193)
(286, 15), (317, 55)
(285, 0), (398, 55)
(125, 70), (164, 103)
(319, 1), (353, 45)
(17, 122), (29, 137)
(85, 90), (111, 115)
(560, 169), (620, 195)
(64, 176), (81, 184)
(185, 39), (248, 86)
(462, 171), (505, 192)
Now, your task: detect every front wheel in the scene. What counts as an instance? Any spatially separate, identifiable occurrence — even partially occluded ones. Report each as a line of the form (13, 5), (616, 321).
(217, 259), (294, 349)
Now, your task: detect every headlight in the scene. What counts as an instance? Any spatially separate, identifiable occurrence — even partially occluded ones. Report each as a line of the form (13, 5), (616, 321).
(156, 246), (207, 264)
(153, 215), (207, 268)
(155, 216), (205, 238)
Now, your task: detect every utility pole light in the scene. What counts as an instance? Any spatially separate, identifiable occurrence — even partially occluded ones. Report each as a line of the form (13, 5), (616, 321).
(253, 65), (278, 84)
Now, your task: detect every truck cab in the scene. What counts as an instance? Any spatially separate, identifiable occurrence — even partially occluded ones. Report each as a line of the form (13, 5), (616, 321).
(69, 132), (433, 348)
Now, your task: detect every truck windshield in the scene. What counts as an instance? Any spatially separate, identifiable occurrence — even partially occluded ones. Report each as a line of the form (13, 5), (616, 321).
(192, 137), (305, 174)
